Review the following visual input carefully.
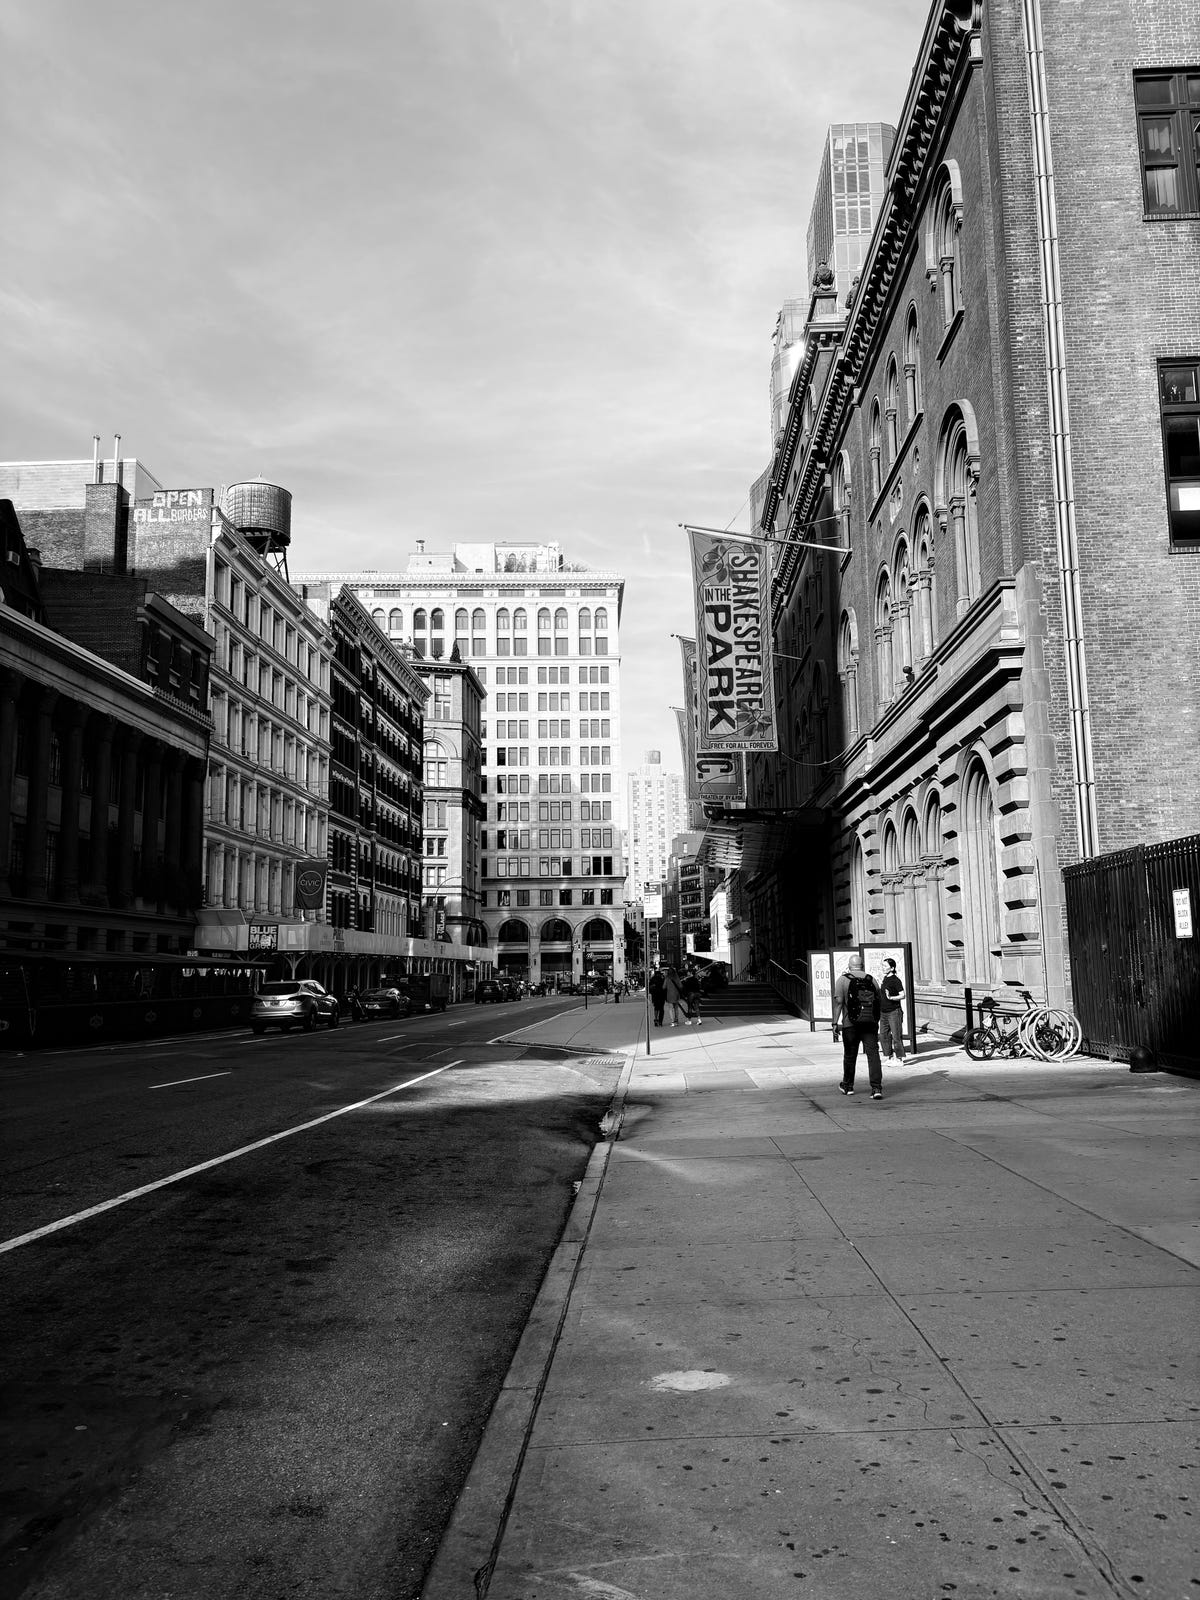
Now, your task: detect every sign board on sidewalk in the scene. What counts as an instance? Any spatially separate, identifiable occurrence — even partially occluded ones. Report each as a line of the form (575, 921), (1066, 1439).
(807, 949), (858, 1022)
(860, 941), (916, 1051)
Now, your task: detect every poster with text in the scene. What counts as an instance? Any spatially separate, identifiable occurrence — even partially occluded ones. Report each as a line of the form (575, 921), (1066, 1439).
(687, 528), (778, 751)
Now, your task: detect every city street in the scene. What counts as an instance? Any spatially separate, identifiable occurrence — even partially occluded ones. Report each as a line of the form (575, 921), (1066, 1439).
(0, 998), (624, 1600)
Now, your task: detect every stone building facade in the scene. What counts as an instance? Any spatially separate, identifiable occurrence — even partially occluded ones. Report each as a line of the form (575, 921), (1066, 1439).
(295, 542), (629, 987)
(1, 501), (211, 956)
(742, 0), (1200, 1030)
(415, 652), (487, 951)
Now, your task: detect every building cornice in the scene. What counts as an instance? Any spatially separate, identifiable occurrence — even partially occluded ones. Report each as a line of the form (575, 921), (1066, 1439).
(783, 1), (982, 572)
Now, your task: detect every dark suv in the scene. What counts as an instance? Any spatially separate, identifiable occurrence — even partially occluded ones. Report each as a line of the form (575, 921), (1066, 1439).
(474, 980), (502, 1003)
(251, 980), (340, 1034)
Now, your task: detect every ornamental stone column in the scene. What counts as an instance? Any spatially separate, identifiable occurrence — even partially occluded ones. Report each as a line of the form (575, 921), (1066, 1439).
(24, 686), (60, 901)
(0, 668), (26, 899)
(57, 699), (89, 903)
(141, 739), (164, 904)
(86, 714), (116, 905)
(163, 748), (184, 908)
(115, 728), (144, 907)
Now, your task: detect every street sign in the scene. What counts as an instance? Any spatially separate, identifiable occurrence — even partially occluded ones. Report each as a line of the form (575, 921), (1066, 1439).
(644, 882), (663, 919)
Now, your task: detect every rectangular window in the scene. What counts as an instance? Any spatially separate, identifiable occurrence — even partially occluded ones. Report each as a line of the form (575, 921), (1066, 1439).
(1160, 360), (1200, 543)
(539, 888), (553, 906)
(1135, 73), (1200, 215)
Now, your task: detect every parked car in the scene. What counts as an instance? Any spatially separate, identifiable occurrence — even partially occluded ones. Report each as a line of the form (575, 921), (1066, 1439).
(496, 977), (521, 1001)
(360, 986), (413, 1020)
(251, 980), (339, 1034)
(403, 972), (450, 1012)
(474, 979), (503, 1003)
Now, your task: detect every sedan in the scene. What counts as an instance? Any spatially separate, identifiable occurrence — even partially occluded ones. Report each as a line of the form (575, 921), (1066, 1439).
(251, 980), (340, 1034)
(360, 987), (413, 1020)
(474, 980), (502, 1003)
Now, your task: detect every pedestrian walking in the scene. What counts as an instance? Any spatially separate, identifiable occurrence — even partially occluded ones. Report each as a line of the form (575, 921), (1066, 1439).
(648, 968), (667, 1026)
(349, 986), (364, 1023)
(832, 954), (884, 1099)
(681, 968), (703, 1025)
(878, 957), (906, 1062)
(663, 966), (685, 1026)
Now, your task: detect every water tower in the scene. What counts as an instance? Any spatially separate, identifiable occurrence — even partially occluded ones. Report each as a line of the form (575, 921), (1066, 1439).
(222, 480), (292, 577)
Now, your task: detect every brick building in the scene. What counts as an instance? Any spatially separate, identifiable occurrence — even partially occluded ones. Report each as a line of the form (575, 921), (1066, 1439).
(736, 0), (1200, 1031)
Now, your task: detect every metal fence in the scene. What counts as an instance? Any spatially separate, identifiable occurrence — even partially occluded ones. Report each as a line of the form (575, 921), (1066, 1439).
(1063, 834), (1200, 1073)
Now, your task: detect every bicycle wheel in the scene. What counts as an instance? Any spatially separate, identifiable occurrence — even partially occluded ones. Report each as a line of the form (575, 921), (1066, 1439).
(964, 1025), (997, 1060)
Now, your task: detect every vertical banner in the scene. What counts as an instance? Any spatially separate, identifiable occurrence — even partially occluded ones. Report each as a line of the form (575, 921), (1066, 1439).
(678, 636), (745, 813)
(687, 528), (778, 751)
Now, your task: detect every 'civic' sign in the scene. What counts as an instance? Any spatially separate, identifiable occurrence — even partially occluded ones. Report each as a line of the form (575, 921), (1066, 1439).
(293, 861), (328, 910)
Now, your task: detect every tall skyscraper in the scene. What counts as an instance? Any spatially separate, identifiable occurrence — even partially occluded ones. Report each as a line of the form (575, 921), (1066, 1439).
(805, 122), (896, 303)
(295, 542), (628, 986)
(626, 751), (688, 903)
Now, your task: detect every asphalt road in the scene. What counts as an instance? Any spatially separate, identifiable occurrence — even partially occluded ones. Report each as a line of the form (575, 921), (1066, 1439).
(0, 998), (623, 1600)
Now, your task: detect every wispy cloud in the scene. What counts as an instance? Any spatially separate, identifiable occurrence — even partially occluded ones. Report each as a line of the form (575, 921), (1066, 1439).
(2, 0), (928, 770)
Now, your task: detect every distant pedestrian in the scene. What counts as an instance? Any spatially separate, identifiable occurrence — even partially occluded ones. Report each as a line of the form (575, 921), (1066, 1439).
(663, 966), (685, 1026)
(878, 958), (906, 1062)
(349, 986), (364, 1023)
(832, 954), (883, 1099)
(681, 969), (703, 1025)
(648, 968), (667, 1026)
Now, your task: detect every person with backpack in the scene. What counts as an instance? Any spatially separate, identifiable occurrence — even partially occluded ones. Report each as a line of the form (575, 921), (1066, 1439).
(681, 967), (703, 1026)
(832, 954), (884, 1099)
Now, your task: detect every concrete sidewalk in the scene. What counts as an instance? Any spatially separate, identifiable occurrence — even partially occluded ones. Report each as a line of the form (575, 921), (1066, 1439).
(425, 997), (1200, 1599)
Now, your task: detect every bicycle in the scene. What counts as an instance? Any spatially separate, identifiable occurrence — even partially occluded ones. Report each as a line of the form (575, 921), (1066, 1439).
(963, 989), (1082, 1062)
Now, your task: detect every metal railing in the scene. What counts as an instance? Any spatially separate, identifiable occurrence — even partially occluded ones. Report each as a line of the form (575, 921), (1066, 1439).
(766, 957), (810, 1018)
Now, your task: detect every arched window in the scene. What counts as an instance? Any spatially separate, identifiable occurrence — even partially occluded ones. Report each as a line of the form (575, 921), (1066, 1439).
(413, 608), (427, 632)
(961, 760), (1002, 985)
(893, 538), (913, 683)
(882, 821), (900, 941)
(929, 167), (963, 331)
(920, 791), (945, 985)
(885, 359), (900, 460)
(899, 807), (921, 958)
(496, 608), (510, 631)
(594, 607), (608, 631)
(554, 608), (568, 632)
(582, 916), (613, 942)
(838, 609), (860, 740)
(578, 607), (592, 631)
(497, 919), (529, 943)
(851, 836), (870, 942)
(904, 306), (922, 419)
(869, 402), (882, 497)
(455, 608), (469, 635)
(875, 570), (894, 705)
(936, 408), (982, 615)
(540, 917), (573, 943)
(389, 608), (403, 632)
(472, 608), (486, 632)
(538, 608), (551, 633)
(424, 740), (448, 785)
(431, 608), (444, 632)
(833, 453), (852, 551)
(914, 505), (937, 658)
(372, 608), (386, 627)
(513, 607), (527, 631)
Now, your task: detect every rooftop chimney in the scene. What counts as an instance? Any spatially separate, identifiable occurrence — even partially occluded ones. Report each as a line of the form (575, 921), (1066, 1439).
(92, 435), (101, 484)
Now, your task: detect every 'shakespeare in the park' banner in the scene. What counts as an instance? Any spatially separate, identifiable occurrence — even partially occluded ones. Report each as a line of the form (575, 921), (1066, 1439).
(687, 528), (778, 751)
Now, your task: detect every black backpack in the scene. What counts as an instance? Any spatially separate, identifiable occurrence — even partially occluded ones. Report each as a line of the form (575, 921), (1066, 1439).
(846, 973), (878, 1025)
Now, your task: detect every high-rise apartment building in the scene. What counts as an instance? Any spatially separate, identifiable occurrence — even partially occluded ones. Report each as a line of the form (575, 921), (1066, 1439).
(805, 123), (896, 302)
(295, 542), (627, 986)
(626, 751), (687, 903)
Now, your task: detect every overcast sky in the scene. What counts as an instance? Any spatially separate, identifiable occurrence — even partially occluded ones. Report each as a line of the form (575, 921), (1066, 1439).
(3, 0), (928, 773)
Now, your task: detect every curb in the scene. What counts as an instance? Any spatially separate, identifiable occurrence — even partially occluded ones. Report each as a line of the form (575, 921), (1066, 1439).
(420, 1053), (636, 1600)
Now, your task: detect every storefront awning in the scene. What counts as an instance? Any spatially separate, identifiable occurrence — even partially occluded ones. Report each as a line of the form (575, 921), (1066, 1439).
(698, 807), (827, 882)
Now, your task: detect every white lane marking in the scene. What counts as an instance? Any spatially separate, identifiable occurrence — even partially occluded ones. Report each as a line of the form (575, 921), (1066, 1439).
(0, 1065), (452, 1256)
(149, 1071), (233, 1090)
(377, 1033), (419, 1045)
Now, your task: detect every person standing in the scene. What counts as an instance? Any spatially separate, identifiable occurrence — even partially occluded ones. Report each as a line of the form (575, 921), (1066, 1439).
(878, 957), (906, 1062)
(663, 966), (684, 1026)
(648, 967), (667, 1026)
(681, 968), (703, 1026)
(832, 954), (883, 1099)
